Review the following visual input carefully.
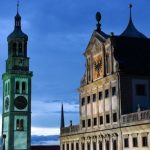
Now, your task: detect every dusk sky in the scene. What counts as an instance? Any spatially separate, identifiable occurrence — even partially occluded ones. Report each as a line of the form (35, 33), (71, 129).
(0, 0), (150, 138)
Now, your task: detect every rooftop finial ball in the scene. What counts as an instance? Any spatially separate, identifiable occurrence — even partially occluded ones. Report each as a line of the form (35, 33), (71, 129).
(96, 12), (101, 22)
(129, 4), (132, 8)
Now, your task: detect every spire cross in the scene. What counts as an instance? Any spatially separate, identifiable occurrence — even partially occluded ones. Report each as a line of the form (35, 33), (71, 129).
(17, 0), (20, 13)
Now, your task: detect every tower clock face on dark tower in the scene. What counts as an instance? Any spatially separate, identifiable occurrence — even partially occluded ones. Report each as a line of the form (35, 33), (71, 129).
(14, 96), (28, 110)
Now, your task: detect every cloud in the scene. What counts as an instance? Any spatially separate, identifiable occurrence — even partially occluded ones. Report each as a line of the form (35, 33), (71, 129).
(31, 127), (60, 136)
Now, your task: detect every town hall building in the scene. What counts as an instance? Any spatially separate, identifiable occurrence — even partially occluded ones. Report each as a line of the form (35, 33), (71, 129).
(60, 4), (150, 150)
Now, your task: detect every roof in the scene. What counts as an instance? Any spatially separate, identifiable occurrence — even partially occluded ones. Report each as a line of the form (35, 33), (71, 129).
(7, 28), (28, 41)
(31, 145), (60, 150)
(120, 17), (147, 38)
(111, 36), (150, 74)
(7, 12), (28, 41)
(120, 5), (147, 38)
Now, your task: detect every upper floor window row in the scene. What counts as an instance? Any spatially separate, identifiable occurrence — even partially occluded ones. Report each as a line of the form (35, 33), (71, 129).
(81, 86), (117, 105)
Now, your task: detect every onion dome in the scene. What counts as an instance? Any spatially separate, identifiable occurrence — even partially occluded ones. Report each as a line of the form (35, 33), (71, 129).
(7, 3), (28, 41)
(120, 4), (147, 38)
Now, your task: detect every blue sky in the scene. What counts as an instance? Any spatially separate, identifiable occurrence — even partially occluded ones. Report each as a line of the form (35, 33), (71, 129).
(0, 0), (150, 137)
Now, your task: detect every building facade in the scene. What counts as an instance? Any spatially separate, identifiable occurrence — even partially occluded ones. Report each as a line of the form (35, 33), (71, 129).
(60, 5), (150, 150)
(2, 6), (33, 150)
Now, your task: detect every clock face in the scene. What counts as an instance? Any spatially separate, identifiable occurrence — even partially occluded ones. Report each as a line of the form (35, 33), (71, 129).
(5, 97), (9, 110)
(14, 96), (27, 110)
(93, 55), (103, 80)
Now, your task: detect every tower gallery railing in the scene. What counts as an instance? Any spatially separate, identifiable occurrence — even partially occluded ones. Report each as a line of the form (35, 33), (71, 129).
(61, 110), (150, 135)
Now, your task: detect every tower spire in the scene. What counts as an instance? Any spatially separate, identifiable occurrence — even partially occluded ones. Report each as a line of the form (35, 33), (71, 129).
(60, 103), (65, 128)
(129, 4), (133, 21)
(17, 0), (20, 14)
(15, 0), (21, 30)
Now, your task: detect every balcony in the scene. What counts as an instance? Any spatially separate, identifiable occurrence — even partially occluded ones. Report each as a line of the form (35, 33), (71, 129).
(121, 109), (150, 125)
(61, 125), (80, 135)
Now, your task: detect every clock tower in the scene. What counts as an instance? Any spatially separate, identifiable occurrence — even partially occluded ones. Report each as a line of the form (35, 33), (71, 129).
(2, 5), (32, 150)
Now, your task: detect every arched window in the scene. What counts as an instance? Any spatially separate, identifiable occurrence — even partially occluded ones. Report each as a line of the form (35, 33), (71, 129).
(16, 81), (20, 94)
(24, 42), (27, 57)
(16, 119), (24, 131)
(7, 82), (10, 95)
(22, 82), (26, 94)
(20, 119), (24, 130)
(13, 43), (17, 56)
(19, 43), (22, 55)
(5, 83), (7, 96)
(16, 119), (20, 130)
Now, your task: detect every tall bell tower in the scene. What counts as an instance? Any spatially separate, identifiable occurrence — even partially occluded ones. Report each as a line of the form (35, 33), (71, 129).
(2, 3), (32, 150)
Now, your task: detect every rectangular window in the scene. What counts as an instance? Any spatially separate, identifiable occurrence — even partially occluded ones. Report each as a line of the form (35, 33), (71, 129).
(93, 142), (96, 150)
(87, 96), (90, 103)
(67, 144), (69, 150)
(93, 94), (96, 102)
(133, 137), (138, 147)
(82, 143), (85, 150)
(71, 143), (74, 150)
(76, 143), (79, 150)
(106, 114), (110, 124)
(105, 90), (109, 98)
(82, 120), (85, 128)
(81, 98), (85, 106)
(136, 84), (146, 96)
(62, 144), (65, 150)
(87, 143), (90, 150)
(88, 119), (91, 127)
(99, 116), (103, 125)
(142, 136), (148, 147)
(124, 138), (129, 148)
(99, 141), (103, 150)
(113, 140), (117, 150)
(113, 113), (117, 122)
(112, 87), (116, 96)
(106, 141), (110, 150)
(93, 118), (97, 126)
(99, 92), (103, 100)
